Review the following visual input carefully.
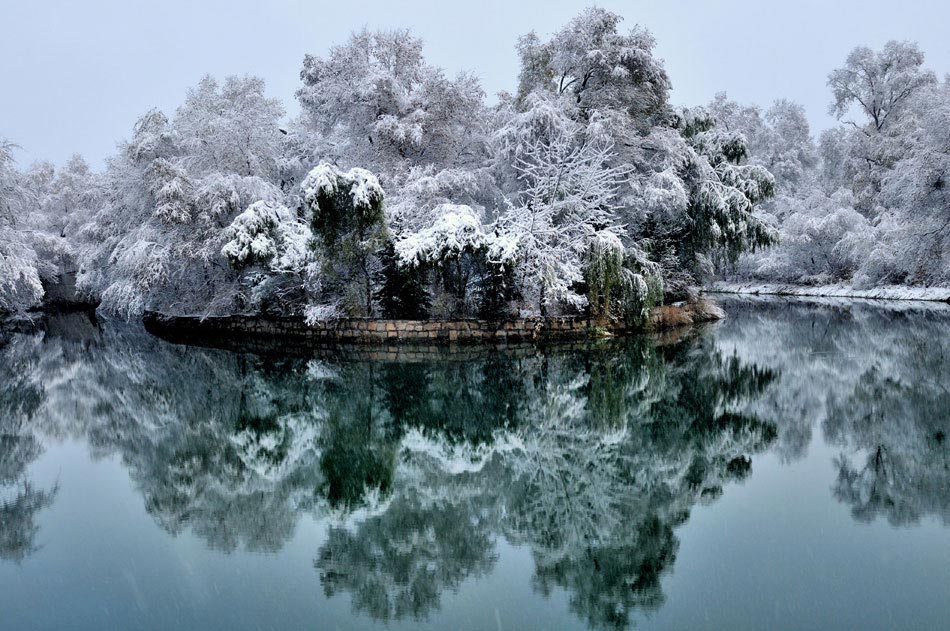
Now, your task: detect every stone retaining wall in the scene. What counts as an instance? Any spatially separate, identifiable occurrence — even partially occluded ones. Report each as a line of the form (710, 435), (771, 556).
(143, 312), (626, 346)
(143, 300), (722, 350)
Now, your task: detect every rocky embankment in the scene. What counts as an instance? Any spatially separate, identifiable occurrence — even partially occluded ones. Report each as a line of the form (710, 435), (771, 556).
(143, 299), (724, 349)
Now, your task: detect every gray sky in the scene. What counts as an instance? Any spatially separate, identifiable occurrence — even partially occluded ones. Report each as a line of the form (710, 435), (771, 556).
(4, 0), (950, 168)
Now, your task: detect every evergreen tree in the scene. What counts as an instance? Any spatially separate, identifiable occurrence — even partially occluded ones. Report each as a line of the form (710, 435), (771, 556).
(375, 240), (430, 319)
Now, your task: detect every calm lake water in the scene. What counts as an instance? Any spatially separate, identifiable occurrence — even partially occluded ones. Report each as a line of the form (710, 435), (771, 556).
(1, 297), (949, 630)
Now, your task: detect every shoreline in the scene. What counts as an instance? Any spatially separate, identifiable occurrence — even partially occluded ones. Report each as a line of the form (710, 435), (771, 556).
(141, 299), (724, 350)
(708, 282), (950, 303)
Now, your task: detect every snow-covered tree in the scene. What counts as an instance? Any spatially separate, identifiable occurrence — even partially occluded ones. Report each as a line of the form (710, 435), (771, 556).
(0, 139), (44, 314)
(727, 41), (950, 290)
(20, 155), (103, 295)
(507, 10), (776, 301)
(745, 189), (876, 284)
(827, 41), (936, 215)
(301, 163), (387, 316)
(708, 94), (817, 197)
(220, 199), (317, 313)
(175, 75), (286, 180)
(26, 155), (100, 242)
(829, 41), (936, 134)
(855, 80), (950, 285)
(705, 94), (875, 286)
(32, 13), (950, 317)
(298, 29), (485, 172)
(495, 102), (627, 312)
(650, 106), (775, 292)
(296, 29), (492, 237)
(76, 75), (290, 318)
(514, 8), (670, 127)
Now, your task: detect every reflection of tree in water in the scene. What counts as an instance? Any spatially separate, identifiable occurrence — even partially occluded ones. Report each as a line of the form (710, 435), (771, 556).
(0, 317), (779, 627)
(314, 336), (778, 629)
(317, 478), (499, 621)
(1, 315), (332, 555)
(6, 301), (950, 626)
(81, 349), (327, 553)
(716, 297), (950, 527)
(500, 338), (776, 629)
(0, 329), (59, 563)
(824, 334), (950, 526)
(0, 481), (58, 563)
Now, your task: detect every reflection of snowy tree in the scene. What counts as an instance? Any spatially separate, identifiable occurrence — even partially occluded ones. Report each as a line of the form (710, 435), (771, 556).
(15, 301), (950, 628)
(0, 333), (46, 429)
(131, 411), (323, 553)
(6, 319), (772, 626)
(0, 482), (58, 563)
(826, 361), (950, 526)
(0, 433), (42, 488)
(318, 366), (396, 511)
(0, 330), (59, 564)
(313, 335), (777, 629)
(532, 518), (674, 629)
(379, 355), (531, 445)
(1, 316), (330, 553)
(79, 348), (327, 553)
(495, 336), (776, 629)
(312, 358), (535, 621)
(317, 481), (498, 621)
(715, 296), (950, 526)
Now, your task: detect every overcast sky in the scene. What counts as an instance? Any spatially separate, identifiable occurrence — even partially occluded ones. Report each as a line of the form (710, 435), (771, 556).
(4, 0), (950, 167)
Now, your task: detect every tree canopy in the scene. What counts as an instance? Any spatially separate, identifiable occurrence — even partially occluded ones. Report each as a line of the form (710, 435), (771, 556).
(3, 12), (949, 318)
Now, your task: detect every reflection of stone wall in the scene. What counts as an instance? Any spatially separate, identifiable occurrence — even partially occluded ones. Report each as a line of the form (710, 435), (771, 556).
(143, 300), (722, 349)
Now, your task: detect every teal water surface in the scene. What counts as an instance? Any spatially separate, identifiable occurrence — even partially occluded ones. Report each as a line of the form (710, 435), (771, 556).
(1, 297), (949, 630)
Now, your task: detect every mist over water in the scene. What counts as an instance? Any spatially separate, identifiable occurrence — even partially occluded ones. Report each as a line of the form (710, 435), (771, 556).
(1, 298), (949, 630)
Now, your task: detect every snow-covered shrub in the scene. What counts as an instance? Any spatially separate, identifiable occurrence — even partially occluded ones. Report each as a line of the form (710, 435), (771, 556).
(222, 200), (309, 270)
(393, 204), (513, 318)
(394, 204), (485, 266)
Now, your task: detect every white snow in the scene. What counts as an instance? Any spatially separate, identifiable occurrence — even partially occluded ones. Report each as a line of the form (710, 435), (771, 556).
(709, 281), (950, 302)
(394, 204), (487, 266)
(301, 163), (384, 213)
